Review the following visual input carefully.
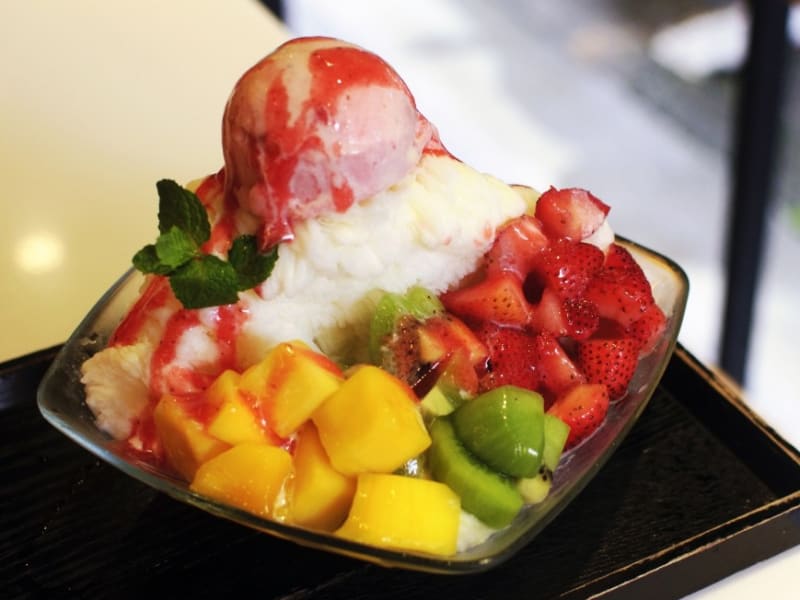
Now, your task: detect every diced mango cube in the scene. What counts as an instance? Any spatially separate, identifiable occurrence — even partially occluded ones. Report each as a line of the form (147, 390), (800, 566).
(190, 443), (292, 519)
(153, 394), (229, 481)
(312, 365), (431, 474)
(335, 473), (461, 556)
(207, 392), (272, 446)
(205, 369), (242, 407)
(239, 341), (344, 438)
(289, 423), (356, 531)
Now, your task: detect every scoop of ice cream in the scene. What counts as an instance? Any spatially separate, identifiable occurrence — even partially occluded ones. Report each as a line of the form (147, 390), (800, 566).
(222, 36), (437, 248)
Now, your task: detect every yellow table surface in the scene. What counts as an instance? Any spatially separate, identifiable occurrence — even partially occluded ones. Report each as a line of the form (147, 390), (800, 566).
(0, 0), (288, 361)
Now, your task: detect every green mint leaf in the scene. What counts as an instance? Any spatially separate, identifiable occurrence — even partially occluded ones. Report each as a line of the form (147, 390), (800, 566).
(132, 244), (172, 275)
(155, 226), (198, 269)
(156, 179), (211, 246)
(228, 235), (279, 291)
(169, 255), (240, 309)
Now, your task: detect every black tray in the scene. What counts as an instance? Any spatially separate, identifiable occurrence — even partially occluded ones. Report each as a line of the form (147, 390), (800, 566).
(1, 344), (799, 599)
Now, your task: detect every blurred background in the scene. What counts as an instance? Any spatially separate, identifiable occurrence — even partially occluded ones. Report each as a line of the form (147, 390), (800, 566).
(282, 0), (800, 443)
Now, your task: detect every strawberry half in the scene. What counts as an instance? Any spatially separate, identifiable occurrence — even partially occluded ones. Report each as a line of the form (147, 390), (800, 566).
(442, 273), (532, 327)
(575, 337), (639, 400)
(627, 303), (667, 356)
(562, 297), (601, 340)
(529, 288), (599, 340)
(584, 246), (655, 327)
(474, 323), (539, 392)
(547, 383), (610, 448)
(534, 186), (610, 241)
(529, 239), (605, 300)
(604, 242), (642, 271)
(533, 331), (586, 403)
(485, 215), (549, 279)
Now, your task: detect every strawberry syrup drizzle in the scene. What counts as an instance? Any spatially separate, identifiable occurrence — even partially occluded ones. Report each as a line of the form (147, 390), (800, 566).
(109, 276), (173, 347)
(197, 169), (238, 255)
(123, 300), (247, 459)
(213, 303), (247, 371)
(149, 310), (203, 398)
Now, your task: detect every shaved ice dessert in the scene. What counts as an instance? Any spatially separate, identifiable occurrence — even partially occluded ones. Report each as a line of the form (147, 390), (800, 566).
(80, 37), (670, 557)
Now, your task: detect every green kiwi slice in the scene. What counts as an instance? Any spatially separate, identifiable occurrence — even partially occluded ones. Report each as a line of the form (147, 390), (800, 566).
(542, 413), (570, 472)
(428, 418), (523, 529)
(368, 286), (443, 363)
(452, 386), (545, 478)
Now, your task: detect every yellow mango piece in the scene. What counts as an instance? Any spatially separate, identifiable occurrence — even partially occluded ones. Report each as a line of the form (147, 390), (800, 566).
(190, 443), (292, 519)
(289, 423), (356, 531)
(239, 341), (344, 438)
(205, 369), (242, 407)
(312, 365), (431, 474)
(153, 394), (229, 481)
(336, 473), (461, 556)
(207, 392), (272, 446)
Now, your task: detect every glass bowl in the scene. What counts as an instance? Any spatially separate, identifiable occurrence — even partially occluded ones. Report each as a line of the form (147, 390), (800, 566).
(37, 237), (688, 574)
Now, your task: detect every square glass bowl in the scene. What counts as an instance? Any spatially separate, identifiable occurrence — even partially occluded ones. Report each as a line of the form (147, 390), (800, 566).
(37, 237), (688, 574)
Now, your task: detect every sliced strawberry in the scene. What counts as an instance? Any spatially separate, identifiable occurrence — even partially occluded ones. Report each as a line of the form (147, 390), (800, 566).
(533, 331), (586, 403)
(417, 314), (488, 397)
(562, 297), (600, 340)
(418, 314), (489, 366)
(584, 251), (655, 328)
(627, 303), (667, 356)
(442, 273), (532, 327)
(485, 215), (549, 279)
(534, 186), (610, 241)
(604, 243), (641, 271)
(529, 288), (599, 340)
(381, 314), (424, 384)
(547, 383), (609, 448)
(474, 323), (539, 392)
(529, 239), (605, 300)
(529, 287), (568, 337)
(575, 337), (639, 400)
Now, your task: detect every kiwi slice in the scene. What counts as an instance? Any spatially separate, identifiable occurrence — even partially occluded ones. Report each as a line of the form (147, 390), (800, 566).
(452, 386), (545, 478)
(517, 466), (552, 504)
(420, 384), (457, 417)
(428, 418), (523, 529)
(368, 286), (444, 363)
(543, 413), (570, 472)
(404, 286), (445, 320)
(516, 416), (570, 506)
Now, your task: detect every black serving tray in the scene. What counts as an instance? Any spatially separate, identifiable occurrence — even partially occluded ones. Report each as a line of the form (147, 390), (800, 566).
(1, 344), (799, 599)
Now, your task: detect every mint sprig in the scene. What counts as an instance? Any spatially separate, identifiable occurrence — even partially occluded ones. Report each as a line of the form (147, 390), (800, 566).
(132, 179), (278, 309)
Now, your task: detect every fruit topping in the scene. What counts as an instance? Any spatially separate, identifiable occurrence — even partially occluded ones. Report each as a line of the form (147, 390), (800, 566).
(532, 332), (586, 402)
(584, 243), (655, 327)
(534, 186), (610, 241)
(441, 272), (533, 328)
(542, 413), (571, 472)
(628, 302), (668, 356)
(335, 473), (461, 556)
(528, 239), (605, 300)
(452, 386), (545, 478)
(368, 285), (444, 363)
(427, 418), (523, 529)
(485, 214), (550, 279)
(547, 383), (610, 449)
(576, 337), (639, 401)
(474, 323), (539, 392)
